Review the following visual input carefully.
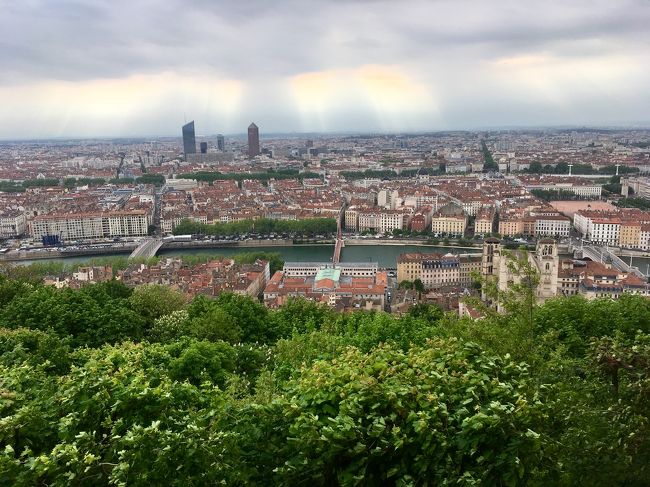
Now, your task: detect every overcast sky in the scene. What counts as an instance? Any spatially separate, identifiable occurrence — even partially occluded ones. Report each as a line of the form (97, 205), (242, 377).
(1, 0), (649, 138)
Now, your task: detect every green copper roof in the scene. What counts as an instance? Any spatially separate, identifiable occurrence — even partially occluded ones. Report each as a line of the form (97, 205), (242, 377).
(315, 268), (341, 282)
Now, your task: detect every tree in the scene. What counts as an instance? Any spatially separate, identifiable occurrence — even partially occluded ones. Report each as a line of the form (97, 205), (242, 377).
(271, 297), (332, 337)
(413, 278), (425, 294)
(148, 309), (190, 343)
(266, 341), (542, 485)
(398, 280), (413, 290)
(211, 293), (272, 343)
(186, 296), (241, 343)
(128, 284), (187, 325)
(0, 285), (145, 347)
(407, 303), (443, 323)
(168, 339), (236, 387)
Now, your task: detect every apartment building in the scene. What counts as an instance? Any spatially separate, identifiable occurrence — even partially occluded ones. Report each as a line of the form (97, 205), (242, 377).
(344, 207), (360, 231)
(430, 203), (467, 236)
(31, 210), (149, 241)
(397, 252), (481, 289)
(534, 215), (571, 237)
(573, 211), (621, 245)
(431, 215), (467, 236)
(619, 221), (642, 248)
(0, 211), (27, 237)
(409, 206), (434, 232)
(589, 218), (621, 245)
(498, 218), (524, 237)
(640, 225), (650, 251)
(558, 259), (649, 299)
(520, 176), (602, 197)
(356, 209), (411, 234)
(474, 206), (495, 235)
(621, 176), (650, 198)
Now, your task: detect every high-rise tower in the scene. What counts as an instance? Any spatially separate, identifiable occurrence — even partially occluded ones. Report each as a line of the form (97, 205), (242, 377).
(216, 134), (225, 151)
(248, 123), (260, 157)
(182, 121), (196, 158)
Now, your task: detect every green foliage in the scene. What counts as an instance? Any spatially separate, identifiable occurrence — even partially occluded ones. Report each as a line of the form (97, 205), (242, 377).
(211, 292), (273, 343)
(176, 169), (320, 184)
(0, 327), (70, 373)
(168, 339), (236, 387)
(136, 173), (165, 185)
(63, 177), (106, 187)
(340, 169), (398, 179)
(0, 181), (25, 192)
(616, 197), (650, 210)
(0, 283), (145, 347)
(271, 297), (333, 337)
(398, 279), (414, 290)
(233, 251), (284, 274)
(413, 278), (425, 293)
(149, 309), (190, 343)
(21, 178), (60, 188)
(172, 216), (337, 236)
(268, 341), (541, 485)
(128, 284), (187, 325)
(481, 140), (499, 171)
(0, 271), (649, 485)
(530, 188), (591, 201)
(534, 294), (650, 356)
(407, 303), (443, 323)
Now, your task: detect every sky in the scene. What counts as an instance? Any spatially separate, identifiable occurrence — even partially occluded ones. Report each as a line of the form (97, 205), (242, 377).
(0, 0), (649, 138)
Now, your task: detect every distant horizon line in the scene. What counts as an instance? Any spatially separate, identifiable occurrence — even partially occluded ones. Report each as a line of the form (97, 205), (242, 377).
(1, 123), (649, 143)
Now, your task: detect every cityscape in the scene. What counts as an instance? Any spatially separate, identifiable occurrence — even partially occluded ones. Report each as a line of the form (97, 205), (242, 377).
(2, 125), (650, 312)
(1, 0), (649, 485)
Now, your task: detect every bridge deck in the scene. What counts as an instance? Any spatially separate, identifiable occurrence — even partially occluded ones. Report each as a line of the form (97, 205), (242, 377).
(129, 238), (163, 259)
(573, 243), (647, 278)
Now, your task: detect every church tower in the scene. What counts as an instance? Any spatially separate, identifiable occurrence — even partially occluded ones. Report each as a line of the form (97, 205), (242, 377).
(481, 237), (501, 301)
(534, 239), (559, 301)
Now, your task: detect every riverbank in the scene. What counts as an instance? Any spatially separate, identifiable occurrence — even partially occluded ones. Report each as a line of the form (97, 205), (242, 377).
(0, 237), (484, 262)
(0, 245), (135, 262)
(344, 238), (479, 250)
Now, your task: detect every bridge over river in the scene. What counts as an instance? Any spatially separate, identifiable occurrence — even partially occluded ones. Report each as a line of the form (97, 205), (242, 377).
(129, 238), (164, 259)
(571, 243), (649, 278)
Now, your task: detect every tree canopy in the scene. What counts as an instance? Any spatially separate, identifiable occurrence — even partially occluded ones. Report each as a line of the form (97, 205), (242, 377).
(0, 271), (649, 485)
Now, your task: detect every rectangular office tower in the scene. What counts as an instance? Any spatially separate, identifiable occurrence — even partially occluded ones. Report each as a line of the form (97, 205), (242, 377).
(248, 123), (260, 157)
(200, 142), (208, 154)
(182, 121), (196, 158)
(217, 134), (225, 151)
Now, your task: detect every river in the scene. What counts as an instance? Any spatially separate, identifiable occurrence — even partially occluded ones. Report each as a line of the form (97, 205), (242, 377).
(12, 243), (650, 275)
(13, 244), (478, 269)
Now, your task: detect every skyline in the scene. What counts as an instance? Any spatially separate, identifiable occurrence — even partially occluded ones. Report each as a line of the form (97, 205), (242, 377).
(1, 0), (649, 138)
(2, 123), (650, 143)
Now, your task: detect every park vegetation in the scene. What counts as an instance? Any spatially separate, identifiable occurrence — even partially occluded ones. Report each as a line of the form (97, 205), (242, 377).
(172, 217), (337, 237)
(0, 175), (165, 193)
(617, 197), (650, 211)
(176, 169), (321, 185)
(524, 161), (639, 175)
(529, 188), (595, 201)
(0, 269), (649, 484)
(481, 141), (499, 172)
